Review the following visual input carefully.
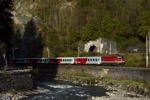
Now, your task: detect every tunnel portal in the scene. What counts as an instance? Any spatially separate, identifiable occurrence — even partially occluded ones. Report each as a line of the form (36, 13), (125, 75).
(89, 45), (97, 53)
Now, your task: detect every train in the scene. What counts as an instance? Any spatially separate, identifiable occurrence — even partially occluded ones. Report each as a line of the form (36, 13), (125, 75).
(8, 55), (125, 66)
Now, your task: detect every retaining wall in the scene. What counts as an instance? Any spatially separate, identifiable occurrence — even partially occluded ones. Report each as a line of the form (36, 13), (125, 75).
(0, 69), (33, 92)
(38, 65), (150, 82)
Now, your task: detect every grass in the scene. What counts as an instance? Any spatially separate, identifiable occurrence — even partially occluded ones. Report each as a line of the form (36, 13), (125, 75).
(7, 89), (16, 95)
(102, 78), (150, 88)
(56, 74), (150, 89)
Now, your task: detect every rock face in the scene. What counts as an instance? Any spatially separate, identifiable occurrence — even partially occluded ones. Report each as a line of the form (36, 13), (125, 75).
(11, 0), (76, 57)
(0, 44), (6, 70)
(12, 0), (41, 57)
(79, 38), (118, 54)
(0, 52), (6, 69)
(13, 0), (38, 33)
(0, 69), (34, 92)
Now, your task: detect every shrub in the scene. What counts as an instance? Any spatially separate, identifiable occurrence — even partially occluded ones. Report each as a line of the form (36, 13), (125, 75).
(8, 89), (16, 95)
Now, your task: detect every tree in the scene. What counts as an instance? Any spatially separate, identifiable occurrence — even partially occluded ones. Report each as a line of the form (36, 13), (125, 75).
(137, 10), (150, 40)
(100, 13), (125, 41)
(0, 0), (13, 48)
(81, 22), (98, 42)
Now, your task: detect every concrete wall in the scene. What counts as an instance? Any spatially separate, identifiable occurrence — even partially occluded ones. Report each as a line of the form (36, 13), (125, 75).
(45, 65), (150, 82)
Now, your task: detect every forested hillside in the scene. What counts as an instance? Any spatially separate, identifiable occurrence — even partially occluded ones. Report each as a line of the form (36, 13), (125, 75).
(36, 0), (150, 56)
(1, 0), (150, 57)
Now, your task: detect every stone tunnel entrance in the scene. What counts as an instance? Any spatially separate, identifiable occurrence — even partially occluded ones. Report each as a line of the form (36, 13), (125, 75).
(89, 45), (97, 53)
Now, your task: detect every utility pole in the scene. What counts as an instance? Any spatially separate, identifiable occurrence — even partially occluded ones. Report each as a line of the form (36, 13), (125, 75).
(109, 42), (111, 55)
(78, 46), (80, 57)
(149, 30), (150, 54)
(146, 35), (149, 67)
(46, 47), (49, 58)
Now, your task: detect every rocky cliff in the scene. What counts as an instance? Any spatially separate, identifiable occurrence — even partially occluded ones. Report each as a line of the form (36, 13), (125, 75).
(12, 0), (76, 57)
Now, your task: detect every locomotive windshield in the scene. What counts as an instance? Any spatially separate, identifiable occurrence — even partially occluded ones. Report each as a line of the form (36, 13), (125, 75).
(117, 56), (124, 59)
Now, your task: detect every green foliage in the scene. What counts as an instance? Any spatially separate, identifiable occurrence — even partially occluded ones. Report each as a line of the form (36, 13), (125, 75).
(59, 52), (77, 57)
(138, 26), (149, 39)
(137, 10), (150, 39)
(81, 23), (98, 42)
(121, 53), (146, 67)
(103, 78), (149, 88)
(126, 57), (135, 66)
(77, 0), (90, 8)
(8, 89), (16, 95)
(100, 13), (126, 41)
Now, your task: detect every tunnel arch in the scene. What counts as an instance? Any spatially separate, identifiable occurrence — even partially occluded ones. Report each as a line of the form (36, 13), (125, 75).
(89, 45), (97, 53)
